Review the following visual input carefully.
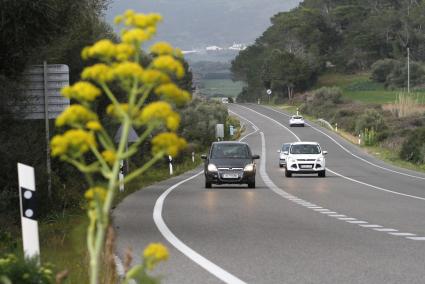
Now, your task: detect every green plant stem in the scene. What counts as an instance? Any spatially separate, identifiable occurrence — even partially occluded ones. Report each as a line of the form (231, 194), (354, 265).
(123, 152), (164, 184)
(121, 124), (155, 159)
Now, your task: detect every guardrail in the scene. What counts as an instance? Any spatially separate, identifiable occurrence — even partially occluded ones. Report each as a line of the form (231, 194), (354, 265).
(316, 118), (334, 131)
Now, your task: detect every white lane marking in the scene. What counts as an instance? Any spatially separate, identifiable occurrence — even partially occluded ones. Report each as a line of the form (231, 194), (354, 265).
(237, 104), (425, 202)
(232, 108), (421, 242)
(314, 209), (330, 212)
(389, 233), (416, 236)
(360, 224), (383, 228)
(262, 105), (425, 181)
(329, 215), (346, 217)
(320, 211), (338, 214)
(152, 119), (260, 284)
(346, 221), (368, 224)
(406, 237), (425, 240)
(374, 228), (398, 232)
(154, 171), (246, 284)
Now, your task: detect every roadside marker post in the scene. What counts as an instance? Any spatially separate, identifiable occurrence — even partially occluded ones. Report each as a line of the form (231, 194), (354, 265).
(192, 152), (195, 163)
(335, 123), (338, 132)
(119, 160), (125, 192)
(169, 155), (173, 175)
(358, 134), (361, 145)
(17, 163), (40, 261)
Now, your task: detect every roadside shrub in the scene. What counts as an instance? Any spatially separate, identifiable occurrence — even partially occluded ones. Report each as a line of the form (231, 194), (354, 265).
(400, 127), (425, 164)
(362, 128), (378, 146)
(0, 254), (54, 284)
(355, 108), (386, 135)
(371, 59), (399, 83)
(312, 87), (343, 104)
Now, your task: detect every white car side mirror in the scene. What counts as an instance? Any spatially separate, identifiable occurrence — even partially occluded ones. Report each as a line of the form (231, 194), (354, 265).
(322, 151), (328, 155)
(283, 151), (289, 155)
(277, 150), (281, 153)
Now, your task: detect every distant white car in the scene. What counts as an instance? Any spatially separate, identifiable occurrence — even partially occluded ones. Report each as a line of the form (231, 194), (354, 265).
(277, 143), (291, 168)
(221, 97), (229, 104)
(284, 142), (327, 177)
(289, 115), (305, 127)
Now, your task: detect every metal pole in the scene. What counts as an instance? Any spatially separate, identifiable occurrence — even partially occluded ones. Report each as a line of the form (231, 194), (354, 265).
(43, 61), (52, 199)
(407, 47), (410, 93)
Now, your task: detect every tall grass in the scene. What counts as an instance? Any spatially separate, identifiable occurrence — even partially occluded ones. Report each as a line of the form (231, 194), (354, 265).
(383, 92), (425, 118)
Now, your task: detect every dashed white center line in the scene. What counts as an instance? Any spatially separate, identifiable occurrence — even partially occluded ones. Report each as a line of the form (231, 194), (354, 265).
(389, 233), (416, 236)
(338, 217), (357, 221)
(374, 228), (398, 232)
(329, 214), (346, 217)
(360, 224), (383, 228)
(321, 211), (338, 214)
(406, 237), (425, 240)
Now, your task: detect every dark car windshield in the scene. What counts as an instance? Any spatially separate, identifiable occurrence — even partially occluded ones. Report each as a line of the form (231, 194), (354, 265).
(211, 144), (250, 159)
(290, 144), (320, 154)
(292, 116), (303, 119)
(282, 144), (290, 152)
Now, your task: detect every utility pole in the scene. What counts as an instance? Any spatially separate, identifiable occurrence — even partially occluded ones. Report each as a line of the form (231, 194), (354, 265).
(407, 47), (410, 93)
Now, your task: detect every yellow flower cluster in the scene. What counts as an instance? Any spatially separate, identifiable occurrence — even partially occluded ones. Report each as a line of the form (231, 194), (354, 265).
(150, 42), (174, 55)
(56, 105), (98, 128)
(115, 10), (162, 29)
(155, 83), (191, 105)
(101, 150), (116, 165)
(143, 242), (169, 270)
(86, 121), (102, 131)
(122, 28), (156, 44)
(81, 64), (114, 83)
(51, 130), (96, 157)
(152, 55), (185, 78)
(106, 103), (130, 119)
(82, 40), (136, 62)
(151, 132), (187, 157)
(61, 81), (101, 102)
(139, 101), (180, 131)
(141, 70), (170, 85)
(112, 61), (144, 81)
(84, 186), (107, 202)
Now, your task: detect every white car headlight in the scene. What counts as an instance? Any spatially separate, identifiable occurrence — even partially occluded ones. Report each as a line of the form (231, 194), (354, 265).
(207, 164), (218, 172)
(288, 157), (297, 164)
(244, 164), (254, 172)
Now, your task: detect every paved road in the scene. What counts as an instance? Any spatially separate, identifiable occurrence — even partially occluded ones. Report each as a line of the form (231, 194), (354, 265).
(113, 104), (425, 283)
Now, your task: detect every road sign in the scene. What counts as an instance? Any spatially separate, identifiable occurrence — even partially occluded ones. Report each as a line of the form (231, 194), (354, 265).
(17, 163), (40, 261)
(266, 89), (272, 95)
(114, 125), (139, 143)
(216, 124), (224, 139)
(11, 64), (70, 119)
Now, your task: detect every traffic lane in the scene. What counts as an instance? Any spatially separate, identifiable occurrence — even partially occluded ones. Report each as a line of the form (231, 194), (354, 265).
(231, 104), (425, 239)
(241, 104), (425, 199)
(164, 116), (425, 283)
(113, 169), (219, 284)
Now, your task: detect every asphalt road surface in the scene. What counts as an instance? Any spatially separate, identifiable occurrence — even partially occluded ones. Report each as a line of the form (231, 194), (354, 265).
(113, 104), (425, 284)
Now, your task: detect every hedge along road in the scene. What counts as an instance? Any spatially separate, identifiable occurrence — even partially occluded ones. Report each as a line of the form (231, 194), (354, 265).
(114, 104), (425, 284)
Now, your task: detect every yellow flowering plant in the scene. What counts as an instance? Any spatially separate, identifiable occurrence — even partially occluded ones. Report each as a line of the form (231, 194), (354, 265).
(51, 10), (189, 284)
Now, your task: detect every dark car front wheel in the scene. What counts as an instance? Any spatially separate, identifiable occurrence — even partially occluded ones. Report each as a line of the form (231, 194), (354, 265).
(205, 180), (212, 188)
(248, 179), (256, 188)
(285, 169), (292, 177)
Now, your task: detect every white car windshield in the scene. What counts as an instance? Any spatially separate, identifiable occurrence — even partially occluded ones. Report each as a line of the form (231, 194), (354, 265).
(290, 144), (320, 154)
(282, 144), (290, 152)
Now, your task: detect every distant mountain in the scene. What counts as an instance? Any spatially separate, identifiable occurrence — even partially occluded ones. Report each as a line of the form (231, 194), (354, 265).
(105, 0), (301, 50)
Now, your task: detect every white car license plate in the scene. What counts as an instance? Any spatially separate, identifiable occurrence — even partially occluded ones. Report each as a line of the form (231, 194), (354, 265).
(300, 165), (313, 169)
(223, 173), (238, 178)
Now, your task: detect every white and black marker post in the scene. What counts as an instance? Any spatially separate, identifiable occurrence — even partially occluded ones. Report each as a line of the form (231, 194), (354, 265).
(169, 155), (173, 175)
(17, 163), (40, 261)
(192, 152), (195, 163)
(119, 160), (125, 192)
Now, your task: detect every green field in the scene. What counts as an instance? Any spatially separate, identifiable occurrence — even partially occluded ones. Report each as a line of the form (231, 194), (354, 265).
(315, 73), (425, 104)
(199, 79), (244, 98)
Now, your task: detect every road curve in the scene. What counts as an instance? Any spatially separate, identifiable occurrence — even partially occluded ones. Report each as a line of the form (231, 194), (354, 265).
(114, 104), (425, 284)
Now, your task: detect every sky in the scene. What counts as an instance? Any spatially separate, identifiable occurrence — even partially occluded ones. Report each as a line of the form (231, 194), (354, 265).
(105, 0), (301, 50)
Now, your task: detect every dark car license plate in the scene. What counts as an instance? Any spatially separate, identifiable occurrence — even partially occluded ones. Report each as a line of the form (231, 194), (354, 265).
(223, 173), (238, 178)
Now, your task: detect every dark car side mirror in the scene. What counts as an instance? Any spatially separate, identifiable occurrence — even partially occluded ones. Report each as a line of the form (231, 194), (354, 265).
(252, 154), (260, 160)
(201, 154), (207, 159)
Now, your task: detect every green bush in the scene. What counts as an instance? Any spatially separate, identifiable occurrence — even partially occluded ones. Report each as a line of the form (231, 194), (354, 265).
(0, 255), (54, 284)
(400, 127), (425, 164)
(355, 108), (386, 135)
(362, 128), (378, 146)
(371, 59), (399, 83)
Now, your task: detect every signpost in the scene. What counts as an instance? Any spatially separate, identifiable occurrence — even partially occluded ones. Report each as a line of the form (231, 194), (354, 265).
(266, 89), (272, 104)
(216, 124), (224, 141)
(17, 163), (40, 261)
(10, 63), (70, 199)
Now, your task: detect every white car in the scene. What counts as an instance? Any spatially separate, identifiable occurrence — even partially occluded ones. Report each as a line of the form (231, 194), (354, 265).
(277, 143), (291, 168)
(289, 115), (305, 127)
(284, 142), (327, 177)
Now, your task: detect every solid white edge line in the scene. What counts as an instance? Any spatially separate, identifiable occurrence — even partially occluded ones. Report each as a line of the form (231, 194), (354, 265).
(237, 104), (425, 202)
(153, 171), (246, 284)
(262, 105), (425, 181)
(151, 117), (260, 284)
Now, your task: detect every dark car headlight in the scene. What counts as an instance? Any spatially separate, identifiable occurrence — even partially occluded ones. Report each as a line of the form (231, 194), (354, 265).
(244, 164), (254, 172)
(207, 164), (218, 172)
